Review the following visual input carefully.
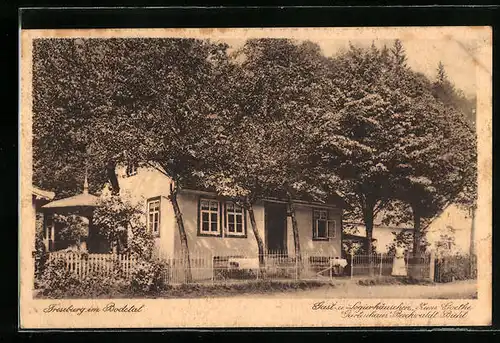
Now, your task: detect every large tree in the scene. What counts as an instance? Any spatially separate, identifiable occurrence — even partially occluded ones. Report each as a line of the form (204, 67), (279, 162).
(234, 39), (340, 274)
(33, 38), (231, 282)
(200, 39), (345, 277)
(372, 51), (477, 271)
(323, 42), (402, 265)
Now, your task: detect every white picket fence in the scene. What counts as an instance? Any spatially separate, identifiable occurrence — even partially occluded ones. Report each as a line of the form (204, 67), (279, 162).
(48, 252), (137, 278)
(44, 251), (434, 284)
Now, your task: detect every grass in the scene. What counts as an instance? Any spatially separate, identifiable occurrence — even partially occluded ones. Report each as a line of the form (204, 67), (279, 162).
(154, 279), (328, 298)
(356, 276), (434, 286)
(35, 279), (330, 299)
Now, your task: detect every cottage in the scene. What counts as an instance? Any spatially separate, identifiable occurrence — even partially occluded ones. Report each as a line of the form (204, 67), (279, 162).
(115, 164), (348, 260)
(38, 162), (349, 282)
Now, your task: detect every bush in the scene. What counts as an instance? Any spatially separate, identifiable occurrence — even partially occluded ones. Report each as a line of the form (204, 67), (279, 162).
(37, 259), (82, 297)
(435, 254), (477, 283)
(37, 258), (130, 298)
(129, 258), (169, 294)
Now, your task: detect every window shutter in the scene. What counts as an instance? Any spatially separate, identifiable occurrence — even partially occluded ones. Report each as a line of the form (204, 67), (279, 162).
(327, 220), (336, 238)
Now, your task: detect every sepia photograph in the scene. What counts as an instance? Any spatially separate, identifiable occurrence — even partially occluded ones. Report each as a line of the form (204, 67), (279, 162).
(19, 26), (492, 328)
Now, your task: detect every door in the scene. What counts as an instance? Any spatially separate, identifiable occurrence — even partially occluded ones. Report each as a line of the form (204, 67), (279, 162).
(265, 202), (288, 255)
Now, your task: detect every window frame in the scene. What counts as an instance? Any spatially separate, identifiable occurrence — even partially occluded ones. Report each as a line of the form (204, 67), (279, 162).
(224, 201), (247, 238)
(312, 208), (337, 241)
(146, 197), (161, 237)
(198, 198), (222, 237)
(126, 161), (138, 177)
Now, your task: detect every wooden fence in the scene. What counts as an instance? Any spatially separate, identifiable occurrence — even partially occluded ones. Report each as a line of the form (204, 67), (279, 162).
(48, 252), (137, 278)
(44, 251), (437, 284)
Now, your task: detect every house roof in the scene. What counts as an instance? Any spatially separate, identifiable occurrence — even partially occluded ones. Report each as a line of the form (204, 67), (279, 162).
(32, 186), (55, 201)
(343, 233), (377, 242)
(180, 187), (349, 209)
(42, 193), (99, 209)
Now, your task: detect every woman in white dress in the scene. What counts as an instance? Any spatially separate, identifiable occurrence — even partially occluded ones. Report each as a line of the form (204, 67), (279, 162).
(392, 245), (408, 276)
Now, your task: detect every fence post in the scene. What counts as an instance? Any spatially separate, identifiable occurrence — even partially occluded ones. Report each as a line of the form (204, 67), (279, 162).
(256, 253), (260, 281)
(210, 254), (214, 284)
(295, 253), (298, 280)
(330, 257), (333, 281)
(379, 253), (383, 277)
(429, 251), (436, 281)
(350, 250), (354, 279)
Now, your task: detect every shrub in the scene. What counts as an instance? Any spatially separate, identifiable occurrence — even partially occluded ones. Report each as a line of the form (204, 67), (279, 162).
(129, 258), (169, 294)
(435, 254), (477, 283)
(53, 213), (89, 248)
(37, 257), (130, 298)
(92, 196), (144, 253)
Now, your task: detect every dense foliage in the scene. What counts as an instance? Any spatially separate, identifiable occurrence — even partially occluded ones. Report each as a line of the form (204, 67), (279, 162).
(33, 38), (476, 279)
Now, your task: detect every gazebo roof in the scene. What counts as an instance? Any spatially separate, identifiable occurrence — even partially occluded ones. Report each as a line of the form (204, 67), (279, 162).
(42, 192), (100, 209)
(41, 173), (100, 210)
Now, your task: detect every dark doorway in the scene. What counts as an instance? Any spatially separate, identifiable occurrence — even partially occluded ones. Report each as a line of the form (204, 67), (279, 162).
(265, 202), (287, 254)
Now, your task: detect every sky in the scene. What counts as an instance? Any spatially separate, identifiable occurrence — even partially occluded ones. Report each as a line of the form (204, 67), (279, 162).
(222, 37), (479, 98)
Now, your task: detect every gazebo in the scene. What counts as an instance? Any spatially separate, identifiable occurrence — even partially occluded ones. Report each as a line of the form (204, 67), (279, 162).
(41, 175), (102, 252)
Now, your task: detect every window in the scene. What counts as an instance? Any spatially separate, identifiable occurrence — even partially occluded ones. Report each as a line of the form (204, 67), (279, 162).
(199, 199), (221, 235)
(225, 202), (246, 237)
(313, 209), (337, 240)
(147, 198), (161, 236)
(126, 161), (138, 177)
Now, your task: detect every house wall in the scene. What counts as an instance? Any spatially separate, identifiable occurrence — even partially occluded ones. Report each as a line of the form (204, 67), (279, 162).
(286, 203), (342, 257)
(172, 192), (263, 258)
(115, 165), (176, 257)
(353, 225), (406, 253)
(352, 205), (474, 255)
(118, 167), (343, 262)
(377, 227), (407, 253)
(425, 204), (473, 254)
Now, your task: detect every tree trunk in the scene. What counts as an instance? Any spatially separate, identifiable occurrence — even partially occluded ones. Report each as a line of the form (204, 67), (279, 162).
(469, 206), (476, 277)
(106, 161), (120, 195)
(412, 208), (421, 258)
(287, 193), (303, 276)
(246, 201), (266, 278)
(363, 208), (375, 276)
(469, 206), (476, 256)
(411, 206), (421, 278)
(169, 182), (192, 283)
